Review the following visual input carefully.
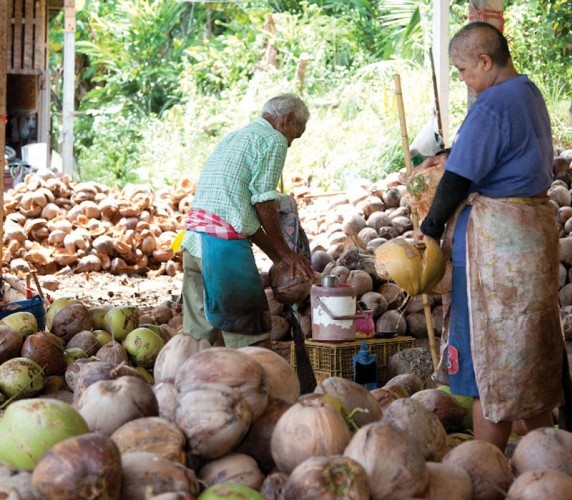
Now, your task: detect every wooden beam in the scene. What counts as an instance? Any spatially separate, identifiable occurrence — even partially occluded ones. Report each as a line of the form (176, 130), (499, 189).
(1, 0), (8, 270)
(432, 0), (449, 146)
(61, 0), (75, 175)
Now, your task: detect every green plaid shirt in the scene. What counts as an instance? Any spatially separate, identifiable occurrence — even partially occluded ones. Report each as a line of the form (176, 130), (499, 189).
(182, 118), (287, 257)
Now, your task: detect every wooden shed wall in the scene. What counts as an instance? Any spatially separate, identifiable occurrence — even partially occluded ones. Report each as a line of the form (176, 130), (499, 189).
(7, 0), (47, 75)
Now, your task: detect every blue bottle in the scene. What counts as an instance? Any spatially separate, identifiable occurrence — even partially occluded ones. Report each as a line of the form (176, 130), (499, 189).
(353, 341), (378, 390)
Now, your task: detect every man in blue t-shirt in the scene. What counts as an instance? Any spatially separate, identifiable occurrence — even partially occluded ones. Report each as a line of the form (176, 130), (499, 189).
(413, 22), (564, 452)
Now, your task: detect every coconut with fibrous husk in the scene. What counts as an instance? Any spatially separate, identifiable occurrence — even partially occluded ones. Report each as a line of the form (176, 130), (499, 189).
(31, 432), (122, 499)
(382, 397), (449, 461)
(124, 327), (165, 368)
(102, 305), (139, 341)
(0, 398), (89, 470)
(442, 439), (513, 500)
(72, 360), (145, 403)
(369, 387), (400, 412)
(314, 377), (382, 428)
(45, 298), (79, 331)
(121, 452), (200, 499)
(260, 472), (288, 500)
(282, 455), (369, 500)
(384, 373), (423, 396)
(1, 311), (38, 337)
(238, 346), (300, 403)
(153, 380), (179, 422)
(50, 303), (93, 342)
(269, 260), (312, 305)
(422, 462), (473, 500)
(96, 340), (129, 364)
(199, 453), (264, 491)
(198, 484), (264, 500)
(0, 325), (23, 364)
(20, 331), (66, 376)
(65, 330), (100, 356)
(175, 382), (252, 460)
(75, 376), (159, 436)
(271, 393), (353, 474)
(506, 468), (572, 500)
(0, 465), (38, 499)
(154, 334), (212, 384)
(111, 416), (186, 464)
(236, 397), (292, 474)
(0, 357), (45, 399)
(175, 347), (268, 420)
(511, 427), (572, 476)
(64, 357), (98, 391)
(411, 388), (469, 432)
(344, 420), (429, 500)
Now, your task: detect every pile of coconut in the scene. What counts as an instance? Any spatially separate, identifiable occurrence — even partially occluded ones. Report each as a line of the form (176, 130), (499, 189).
(1, 297), (571, 499)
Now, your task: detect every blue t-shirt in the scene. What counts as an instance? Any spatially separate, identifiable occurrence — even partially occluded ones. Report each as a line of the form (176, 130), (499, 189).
(448, 74), (553, 265)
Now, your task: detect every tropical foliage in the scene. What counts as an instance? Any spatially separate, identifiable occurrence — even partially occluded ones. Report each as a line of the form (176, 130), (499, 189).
(48, 0), (572, 189)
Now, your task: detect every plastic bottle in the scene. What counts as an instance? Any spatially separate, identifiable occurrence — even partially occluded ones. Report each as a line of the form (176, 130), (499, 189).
(353, 341), (378, 390)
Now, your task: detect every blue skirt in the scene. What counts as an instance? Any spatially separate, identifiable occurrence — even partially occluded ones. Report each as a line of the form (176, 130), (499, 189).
(448, 205), (479, 397)
(200, 234), (271, 335)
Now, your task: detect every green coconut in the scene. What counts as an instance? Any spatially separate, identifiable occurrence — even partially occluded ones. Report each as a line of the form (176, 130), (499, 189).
(198, 484), (265, 500)
(88, 306), (111, 330)
(124, 327), (164, 368)
(0, 398), (89, 469)
(93, 329), (113, 346)
(0, 357), (45, 399)
(103, 306), (139, 341)
(1, 312), (38, 337)
(64, 348), (88, 367)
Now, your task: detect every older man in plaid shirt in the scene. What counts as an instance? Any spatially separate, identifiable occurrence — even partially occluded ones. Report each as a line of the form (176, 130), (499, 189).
(181, 94), (314, 349)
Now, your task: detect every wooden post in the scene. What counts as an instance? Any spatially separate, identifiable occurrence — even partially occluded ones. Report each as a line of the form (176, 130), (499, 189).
(1, 0), (8, 278)
(432, 0), (449, 146)
(467, 1), (504, 107)
(62, 0), (75, 176)
(394, 74), (440, 371)
(296, 56), (309, 93)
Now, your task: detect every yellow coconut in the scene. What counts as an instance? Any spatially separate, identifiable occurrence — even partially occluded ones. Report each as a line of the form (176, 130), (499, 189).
(375, 239), (422, 296)
(375, 238), (445, 296)
(420, 237), (446, 294)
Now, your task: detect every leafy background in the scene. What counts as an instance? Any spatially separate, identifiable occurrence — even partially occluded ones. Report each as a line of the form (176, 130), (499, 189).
(48, 0), (572, 191)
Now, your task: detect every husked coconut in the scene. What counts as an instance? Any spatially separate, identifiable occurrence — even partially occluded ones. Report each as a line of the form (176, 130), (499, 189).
(199, 453), (264, 490)
(442, 439), (513, 500)
(423, 462), (473, 500)
(344, 420), (429, 499)
(511, 427), (572, 476)
(175, 347), (268, 420)
(506, 468), (572, 500)
(382, 398), (449, 461)
(411, 388), (469, 432)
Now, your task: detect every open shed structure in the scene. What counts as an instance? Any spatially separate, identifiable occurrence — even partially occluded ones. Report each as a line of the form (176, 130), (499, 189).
(1, 0), (504, 181)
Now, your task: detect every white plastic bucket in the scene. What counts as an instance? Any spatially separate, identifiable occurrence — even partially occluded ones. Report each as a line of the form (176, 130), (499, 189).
(311, 283), (357, 342)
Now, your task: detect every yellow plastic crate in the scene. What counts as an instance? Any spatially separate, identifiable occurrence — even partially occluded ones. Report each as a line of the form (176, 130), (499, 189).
(290, 337), (416, 386)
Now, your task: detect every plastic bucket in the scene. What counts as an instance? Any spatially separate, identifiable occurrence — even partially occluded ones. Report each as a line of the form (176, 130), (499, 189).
(0, 295), (46, 331)
(311, 283), (357, 342)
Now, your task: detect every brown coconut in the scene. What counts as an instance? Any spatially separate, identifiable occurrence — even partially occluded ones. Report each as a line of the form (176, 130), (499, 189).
(269, 260), (312, 305)
(236, 397), (292, 474)
(260, 472), (288, 500)
(65, 330), (100, 356)
(314, 377), (382, 427)
(154, 334), (211, 384)
(20, 331), (66, 376)
(411, 388), (469, 432)
(121, 452), (200, 499)
(199, 453), (264, 491)
(423, 462), (473, 500)
(0, 325), (23, 364)
(382, 397), (449, 461)
(76, 376), (159, 436)
(344, 420), (429, 499)
(506, 468), (572, 500)
(31, 433), (122, 500)
(111, 416), (186, 464)
(442, 439), (513, 500)
(50, 303), (93, 342)
(153, 380), (179, 423)
(96, 340), (129, 364)
(511, 427), (572, 476)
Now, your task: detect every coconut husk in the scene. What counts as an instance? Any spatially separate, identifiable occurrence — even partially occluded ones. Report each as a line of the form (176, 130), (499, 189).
(403, 164), (444, 221)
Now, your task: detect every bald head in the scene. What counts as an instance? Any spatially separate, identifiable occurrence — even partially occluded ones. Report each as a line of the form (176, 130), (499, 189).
(450, 22), (511, 67)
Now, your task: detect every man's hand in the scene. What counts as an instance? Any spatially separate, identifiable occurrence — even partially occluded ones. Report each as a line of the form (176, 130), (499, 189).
(280, 250), (314, 281)
(418, 152), (448, 170)
(413, 229), (426, 250)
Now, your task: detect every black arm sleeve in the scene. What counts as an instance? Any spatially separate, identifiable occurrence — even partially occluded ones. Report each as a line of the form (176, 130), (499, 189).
(420, 170), (472, 240)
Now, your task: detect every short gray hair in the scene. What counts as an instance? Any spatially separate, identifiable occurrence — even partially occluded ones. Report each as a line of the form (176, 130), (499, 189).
(262, 94), (310, 125)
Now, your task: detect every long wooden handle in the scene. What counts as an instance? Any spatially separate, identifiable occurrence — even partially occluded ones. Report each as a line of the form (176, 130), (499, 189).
(394, 74), (439, 370)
